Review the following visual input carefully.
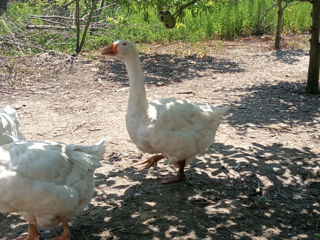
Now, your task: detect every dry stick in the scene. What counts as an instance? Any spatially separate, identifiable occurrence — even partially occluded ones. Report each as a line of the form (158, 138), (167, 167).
(1, 18), (24, 55)
(29, 15), (76, 20)
(31, 18), (69, 27)
(26, 25), (70, 30)
(25, 24), (104, 31)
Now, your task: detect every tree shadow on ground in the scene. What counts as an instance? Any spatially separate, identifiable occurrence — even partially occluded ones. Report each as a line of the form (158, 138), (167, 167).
(252, 49), (309, 65)
(228, 81), (319, 129)
(272, 49), (309, 64)
(1, 48), (317, 240)
(53, 140), (319, 240)
(97, 53), (244, 85)
(2, 140), (318, 240)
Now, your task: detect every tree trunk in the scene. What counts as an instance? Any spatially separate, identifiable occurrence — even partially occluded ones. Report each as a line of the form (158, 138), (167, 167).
(0, 0), (8, 14)
(75, 0), (80, 54)
(306, 0), (320, 94)
(275, 0), (284, 50)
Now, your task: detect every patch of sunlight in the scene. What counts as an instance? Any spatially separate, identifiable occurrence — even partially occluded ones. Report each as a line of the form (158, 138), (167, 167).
(131, 211), (139, 218)
(277, 170), (305, 185)
(300, 209), (308, 214)
(261, 226), (283, 239)
(104, 217), (111, 222)
(163, 215), (179, 221)
(142, 218), (160, 233)
(241, 170), (254, 176)
(295, 234), (309, 239)
(10, 221), (26, 228)
(144, 201), (156, 207)
(257, 175), (274, 188)
(313, 209), (320, 215)
(194, 168), (207, 175)
(165, 225), (179, 238)
(264, 212), (272, 217)
(181, 229), (198, 239)
(148, 225), (159, 232)
(272, 167), (282, 172)
(215, 220), (236, 229)
(142, 218), (157, 225)
(265, 159), (281, 164)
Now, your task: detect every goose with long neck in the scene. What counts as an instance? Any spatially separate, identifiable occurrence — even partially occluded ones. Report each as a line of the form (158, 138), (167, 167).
(101, 40), (228, 184)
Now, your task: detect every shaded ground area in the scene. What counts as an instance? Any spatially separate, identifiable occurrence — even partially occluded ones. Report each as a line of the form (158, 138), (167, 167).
(0, 35), (319, 240)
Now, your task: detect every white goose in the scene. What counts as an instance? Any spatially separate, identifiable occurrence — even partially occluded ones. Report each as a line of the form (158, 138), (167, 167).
(0, 106), (25, 145)
(0, 139), (105, 240)
(101, 40), (228, 184)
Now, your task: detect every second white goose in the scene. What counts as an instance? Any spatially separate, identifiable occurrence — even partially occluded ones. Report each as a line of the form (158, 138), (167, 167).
(101, 40), (228, 184)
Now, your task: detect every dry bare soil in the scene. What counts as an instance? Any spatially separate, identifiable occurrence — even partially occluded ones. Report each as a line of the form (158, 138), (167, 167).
(0, 35), (319, 240)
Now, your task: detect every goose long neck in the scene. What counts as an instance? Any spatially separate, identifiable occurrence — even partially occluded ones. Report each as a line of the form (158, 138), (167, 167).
(125, 55), (148, 115)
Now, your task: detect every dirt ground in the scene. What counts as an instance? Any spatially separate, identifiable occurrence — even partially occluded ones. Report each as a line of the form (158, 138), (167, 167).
(0, 35), (319, 240)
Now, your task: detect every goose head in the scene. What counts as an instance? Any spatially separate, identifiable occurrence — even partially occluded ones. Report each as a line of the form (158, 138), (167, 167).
(100, 40), (138, 62)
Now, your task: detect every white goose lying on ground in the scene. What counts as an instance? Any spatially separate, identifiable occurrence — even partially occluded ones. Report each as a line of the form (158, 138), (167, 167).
(101, 40), (228, 184)
(0, 139), (105, 240)
(0, 106), (25, 145)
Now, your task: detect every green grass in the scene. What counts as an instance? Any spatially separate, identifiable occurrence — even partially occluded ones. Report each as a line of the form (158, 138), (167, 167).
(92, 0), (311, 46)
(0, 0), (313, 55)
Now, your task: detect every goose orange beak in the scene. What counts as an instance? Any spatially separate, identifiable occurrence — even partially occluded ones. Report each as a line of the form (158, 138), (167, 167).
(100, 43), (118, 56)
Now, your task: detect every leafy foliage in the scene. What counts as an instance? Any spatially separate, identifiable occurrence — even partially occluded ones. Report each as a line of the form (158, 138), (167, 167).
(0, 0), (312, 55)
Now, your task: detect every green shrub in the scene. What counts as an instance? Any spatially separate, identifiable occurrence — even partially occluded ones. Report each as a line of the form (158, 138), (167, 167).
(0, 0), (313, 55)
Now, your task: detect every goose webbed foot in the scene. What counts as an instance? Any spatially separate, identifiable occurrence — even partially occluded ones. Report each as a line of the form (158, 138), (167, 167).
(51, 217), (70, 240)
(161, 159), (186, 184)
(134, 154), (165, 169)
(16, 224), (39, 240)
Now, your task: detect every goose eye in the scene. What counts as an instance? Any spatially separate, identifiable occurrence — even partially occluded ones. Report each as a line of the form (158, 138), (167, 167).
(122, 43), (127, 46)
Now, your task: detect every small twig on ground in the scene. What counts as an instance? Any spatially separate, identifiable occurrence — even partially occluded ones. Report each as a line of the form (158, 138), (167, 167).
(177, 91), (193, 94)
(71, 120), (86, 134)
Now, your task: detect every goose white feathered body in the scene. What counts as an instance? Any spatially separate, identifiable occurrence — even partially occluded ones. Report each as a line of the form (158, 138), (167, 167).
(0, 139), (105, 228)
(126, 97), (228, 167)
(0, 106), (25, 145)
(101, 40), (228, 183)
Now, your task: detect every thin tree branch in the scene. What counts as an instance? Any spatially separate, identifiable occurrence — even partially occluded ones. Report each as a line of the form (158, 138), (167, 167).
(29, 15), (76, 21)
(173, 0), (199, 17)
(63, 0), (77, 9)
(26, 24), (104, 30)
(258, 1), (278, 27)
(1, 18), (24, 55)
(78, 0), (98, 54)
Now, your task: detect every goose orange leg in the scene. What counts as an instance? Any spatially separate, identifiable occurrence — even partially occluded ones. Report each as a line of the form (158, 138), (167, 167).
(51, 217), (70, 240)
(161, 160), (186, 184)
(134, 154), (165, 169)
(16, 224), (39, 240)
